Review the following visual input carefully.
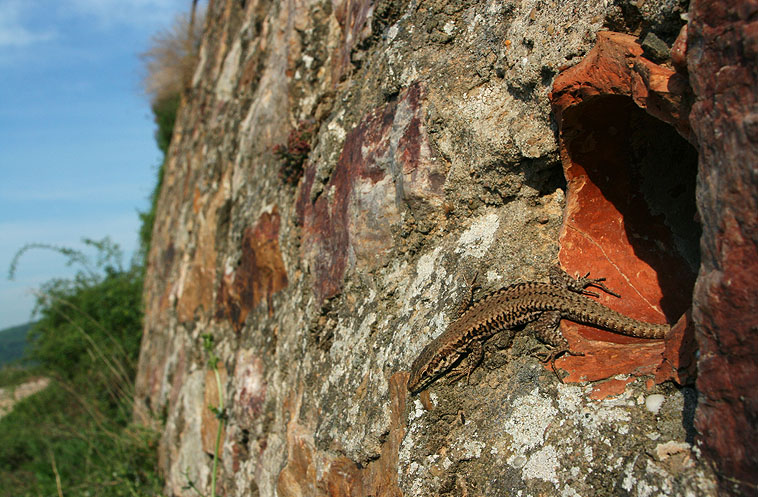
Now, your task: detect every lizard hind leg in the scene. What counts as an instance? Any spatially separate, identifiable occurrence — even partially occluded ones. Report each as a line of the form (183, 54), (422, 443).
(548, 265), (621, 298)
(531, 310), (583, 382)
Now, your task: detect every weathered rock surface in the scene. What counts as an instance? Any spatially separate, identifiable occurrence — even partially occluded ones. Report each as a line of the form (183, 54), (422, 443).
(687, 1), (758, 494)
(134, 0), (754, 495)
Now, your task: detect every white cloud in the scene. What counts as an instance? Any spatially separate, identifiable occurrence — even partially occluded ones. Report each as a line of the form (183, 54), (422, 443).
(67, 0), (190, 29)
(0, 0), (56, 48)
(0, 0), (191, 48)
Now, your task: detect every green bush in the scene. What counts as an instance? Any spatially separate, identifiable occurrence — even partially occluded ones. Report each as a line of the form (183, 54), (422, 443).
(152, 93), (181, 157)
(1, 239), (163, 496)
(31, 271), (141, 384)
(0, 382), (163, 497)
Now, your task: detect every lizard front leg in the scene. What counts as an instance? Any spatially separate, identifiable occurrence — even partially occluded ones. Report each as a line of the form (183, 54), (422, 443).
(549, 265), (621, 298)
(454, 271), (481, 317)
(447, 339), (484, 385)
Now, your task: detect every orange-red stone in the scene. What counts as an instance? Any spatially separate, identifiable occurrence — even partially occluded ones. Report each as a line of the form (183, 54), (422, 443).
(550, 31), (697, 393)
(215, 209), (288, 331)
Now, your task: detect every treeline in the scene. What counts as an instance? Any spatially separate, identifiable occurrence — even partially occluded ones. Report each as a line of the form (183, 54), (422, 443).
(0, 323), (32, 368)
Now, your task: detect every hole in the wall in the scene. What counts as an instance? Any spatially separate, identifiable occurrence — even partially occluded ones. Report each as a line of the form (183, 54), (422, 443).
(548, 30), (697, 387)
(561, 94), (699, 323)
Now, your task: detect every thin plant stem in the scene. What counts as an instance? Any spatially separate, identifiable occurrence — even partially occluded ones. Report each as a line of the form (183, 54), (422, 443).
(210, 364), (224, 497)
(50, 449), (64, 497)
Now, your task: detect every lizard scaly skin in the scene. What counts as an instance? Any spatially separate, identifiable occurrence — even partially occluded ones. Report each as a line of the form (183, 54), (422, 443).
(407, 267), (670, 394)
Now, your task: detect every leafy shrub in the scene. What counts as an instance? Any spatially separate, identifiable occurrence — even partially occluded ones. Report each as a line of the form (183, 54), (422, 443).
(1, 239), (163, 496)
(152, 93), (181, 157)
(0, 382), (162, 497)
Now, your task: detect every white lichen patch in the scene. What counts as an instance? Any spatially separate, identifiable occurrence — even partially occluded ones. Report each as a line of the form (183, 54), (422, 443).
(485, 269), (504, 285)
(408, 246), (445, 300)
(456, 438), (485, 460)
(622, 456), (641, 492)
(409, 397), (429, 422)
(327, 312), (376, 363)
(556, 382), (584, 412)
(645, 394), (666, 414)
(387, 24), (399, 41)
(560, 390), (633, 434)
(455, 212), (500, 258)
(561, 484), (582, 497)
(398, 445), (446, 497)
(503, 388), (557, 455)
(395, 246), (452, 362)
(584, 445), (593, 463)
(522, 444), (560, 484)
(327, 116), (346, 144)
(400, 63), (420, 87)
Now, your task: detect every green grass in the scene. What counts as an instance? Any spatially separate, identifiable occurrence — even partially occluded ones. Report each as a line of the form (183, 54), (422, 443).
(0, 385), (163, 497)
(0, 240), (164, 496)
(0, 381), (163, 497)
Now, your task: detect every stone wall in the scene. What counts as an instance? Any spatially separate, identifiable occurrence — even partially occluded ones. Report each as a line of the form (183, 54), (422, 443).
(687, 1), (758, 494)
(135, 0), (755, 495)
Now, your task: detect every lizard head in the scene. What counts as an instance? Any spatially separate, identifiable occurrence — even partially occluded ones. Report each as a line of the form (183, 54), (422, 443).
(406, 363), (432, 395)
(407, 336), (461, 394)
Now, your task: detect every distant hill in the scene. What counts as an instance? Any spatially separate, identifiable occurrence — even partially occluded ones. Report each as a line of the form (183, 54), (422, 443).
(0, 323), (33, 367)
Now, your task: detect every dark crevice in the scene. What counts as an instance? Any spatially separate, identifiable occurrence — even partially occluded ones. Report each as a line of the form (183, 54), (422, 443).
(561, 94), (699, 323)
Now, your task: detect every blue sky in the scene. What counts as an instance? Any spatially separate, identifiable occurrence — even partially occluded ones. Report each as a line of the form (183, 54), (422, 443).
(0, 0), (194, 330)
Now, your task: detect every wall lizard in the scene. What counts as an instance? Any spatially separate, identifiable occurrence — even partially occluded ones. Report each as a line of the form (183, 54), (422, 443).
(407, 266), (670, 394)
